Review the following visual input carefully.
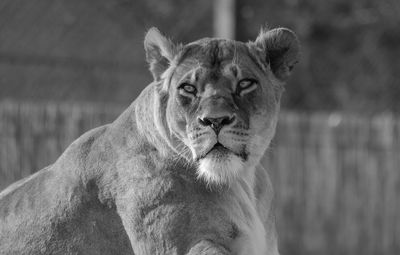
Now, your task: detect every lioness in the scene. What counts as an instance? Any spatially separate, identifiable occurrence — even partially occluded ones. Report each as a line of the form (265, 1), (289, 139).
(0, 27), (299, 254)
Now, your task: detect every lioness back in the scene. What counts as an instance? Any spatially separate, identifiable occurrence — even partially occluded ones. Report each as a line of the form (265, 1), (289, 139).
(0, 27), (299, 255)
(0, 126), (132, 254)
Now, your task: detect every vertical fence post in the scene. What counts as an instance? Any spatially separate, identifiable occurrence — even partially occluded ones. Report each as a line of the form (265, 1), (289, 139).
(213, 0), (236, 39)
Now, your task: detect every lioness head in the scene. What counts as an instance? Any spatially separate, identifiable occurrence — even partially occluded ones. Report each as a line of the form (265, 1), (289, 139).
(144, 27), (299, 186)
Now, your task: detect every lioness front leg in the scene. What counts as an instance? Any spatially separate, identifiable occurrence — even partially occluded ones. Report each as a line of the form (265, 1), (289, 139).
(187, 240), (230, 255)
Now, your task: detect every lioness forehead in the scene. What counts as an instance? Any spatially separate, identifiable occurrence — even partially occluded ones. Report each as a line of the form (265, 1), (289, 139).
(176, 38), (259, 71)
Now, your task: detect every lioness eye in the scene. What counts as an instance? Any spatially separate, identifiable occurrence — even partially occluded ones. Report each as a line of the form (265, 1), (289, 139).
(237, 78), (257, 95)
(179, 83), (197, 95)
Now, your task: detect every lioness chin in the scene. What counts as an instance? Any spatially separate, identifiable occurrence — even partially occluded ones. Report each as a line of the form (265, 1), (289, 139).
(0, 27), (299, 255)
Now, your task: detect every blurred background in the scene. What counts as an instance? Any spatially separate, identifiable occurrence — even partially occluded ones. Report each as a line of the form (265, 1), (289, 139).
(0, 0), (399, 254)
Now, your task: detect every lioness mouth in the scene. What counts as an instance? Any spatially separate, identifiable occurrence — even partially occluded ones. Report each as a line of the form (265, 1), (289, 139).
(212, 142), (228, 151)
(212, 143), (249, 161)
(199, 142), (250, 162)
(197, 142), (229, 160)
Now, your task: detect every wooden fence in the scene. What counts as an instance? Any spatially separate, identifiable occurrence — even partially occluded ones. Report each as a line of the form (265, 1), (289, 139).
(0, 101), (399, 255)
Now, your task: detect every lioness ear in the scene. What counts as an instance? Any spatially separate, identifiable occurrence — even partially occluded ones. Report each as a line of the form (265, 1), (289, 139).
(144, 27), (178, 81)
(252, 28), (300, 81)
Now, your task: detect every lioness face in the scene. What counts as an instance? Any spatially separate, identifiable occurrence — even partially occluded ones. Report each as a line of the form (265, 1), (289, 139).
(145, 28), (299, 186)
(166, 41), (281, 185)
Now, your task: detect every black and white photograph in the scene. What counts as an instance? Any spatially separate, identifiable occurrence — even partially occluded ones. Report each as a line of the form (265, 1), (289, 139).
(0, 0), (399, 254)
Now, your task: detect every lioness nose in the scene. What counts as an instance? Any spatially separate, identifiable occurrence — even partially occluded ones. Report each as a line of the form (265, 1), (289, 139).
(198, 115), (236, 134)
